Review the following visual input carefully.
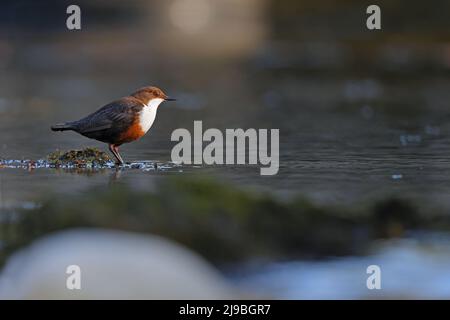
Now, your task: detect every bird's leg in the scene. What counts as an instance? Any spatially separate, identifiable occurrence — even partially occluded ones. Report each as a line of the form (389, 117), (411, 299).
(113, 145), (125, 165)
(109, 144), (124, 165)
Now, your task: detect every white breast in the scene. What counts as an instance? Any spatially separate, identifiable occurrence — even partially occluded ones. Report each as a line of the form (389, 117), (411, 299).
(139, 98), (164, 133)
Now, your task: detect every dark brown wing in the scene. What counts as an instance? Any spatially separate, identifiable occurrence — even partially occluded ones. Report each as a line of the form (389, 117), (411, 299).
(71, 97), (144, 143)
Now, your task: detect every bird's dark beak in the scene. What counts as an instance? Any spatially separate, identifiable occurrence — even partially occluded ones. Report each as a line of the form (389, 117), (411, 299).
(165, 97), (176, 101)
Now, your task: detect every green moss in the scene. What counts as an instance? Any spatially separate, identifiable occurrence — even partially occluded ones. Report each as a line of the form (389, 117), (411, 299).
(47, 147), (111, 166)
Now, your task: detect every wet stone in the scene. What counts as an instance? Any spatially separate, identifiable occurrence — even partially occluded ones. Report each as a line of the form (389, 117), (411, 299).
(0, 148), (183, 172)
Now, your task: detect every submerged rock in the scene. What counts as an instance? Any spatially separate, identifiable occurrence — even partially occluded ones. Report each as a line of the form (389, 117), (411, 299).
(1, 176), (442, 268)
(47, 147), (112, 167)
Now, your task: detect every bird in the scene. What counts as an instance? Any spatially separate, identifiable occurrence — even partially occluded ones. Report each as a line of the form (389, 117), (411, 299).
(51, 86), (175, 165)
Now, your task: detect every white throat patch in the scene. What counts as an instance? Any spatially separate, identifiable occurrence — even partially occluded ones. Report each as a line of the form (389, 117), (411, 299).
(139, 98), (164, 133)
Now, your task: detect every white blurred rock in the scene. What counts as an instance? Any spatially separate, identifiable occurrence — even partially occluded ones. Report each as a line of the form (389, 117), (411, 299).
(0, 229), (235, 299)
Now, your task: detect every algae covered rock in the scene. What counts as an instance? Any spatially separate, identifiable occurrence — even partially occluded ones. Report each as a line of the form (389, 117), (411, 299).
(0, 175), (437, 268)
(47, 147), (112, 166)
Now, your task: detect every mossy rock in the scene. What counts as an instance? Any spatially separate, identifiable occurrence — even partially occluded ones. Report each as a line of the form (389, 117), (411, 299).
(0, 176), (443, 268)
(47, 147), (111, 166)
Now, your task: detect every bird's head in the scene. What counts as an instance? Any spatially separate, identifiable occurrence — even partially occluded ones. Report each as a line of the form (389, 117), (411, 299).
(131, 86), (176, 106)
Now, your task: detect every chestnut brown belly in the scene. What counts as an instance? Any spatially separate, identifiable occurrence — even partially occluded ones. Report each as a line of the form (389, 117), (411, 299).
(116, 122), (145, 144)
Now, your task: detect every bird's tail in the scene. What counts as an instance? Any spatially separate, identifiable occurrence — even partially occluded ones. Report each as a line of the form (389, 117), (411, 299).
(51, 122), (75, 132)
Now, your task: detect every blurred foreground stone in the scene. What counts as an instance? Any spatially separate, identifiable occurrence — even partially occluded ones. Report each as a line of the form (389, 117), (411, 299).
(0, 229), (234, 299)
